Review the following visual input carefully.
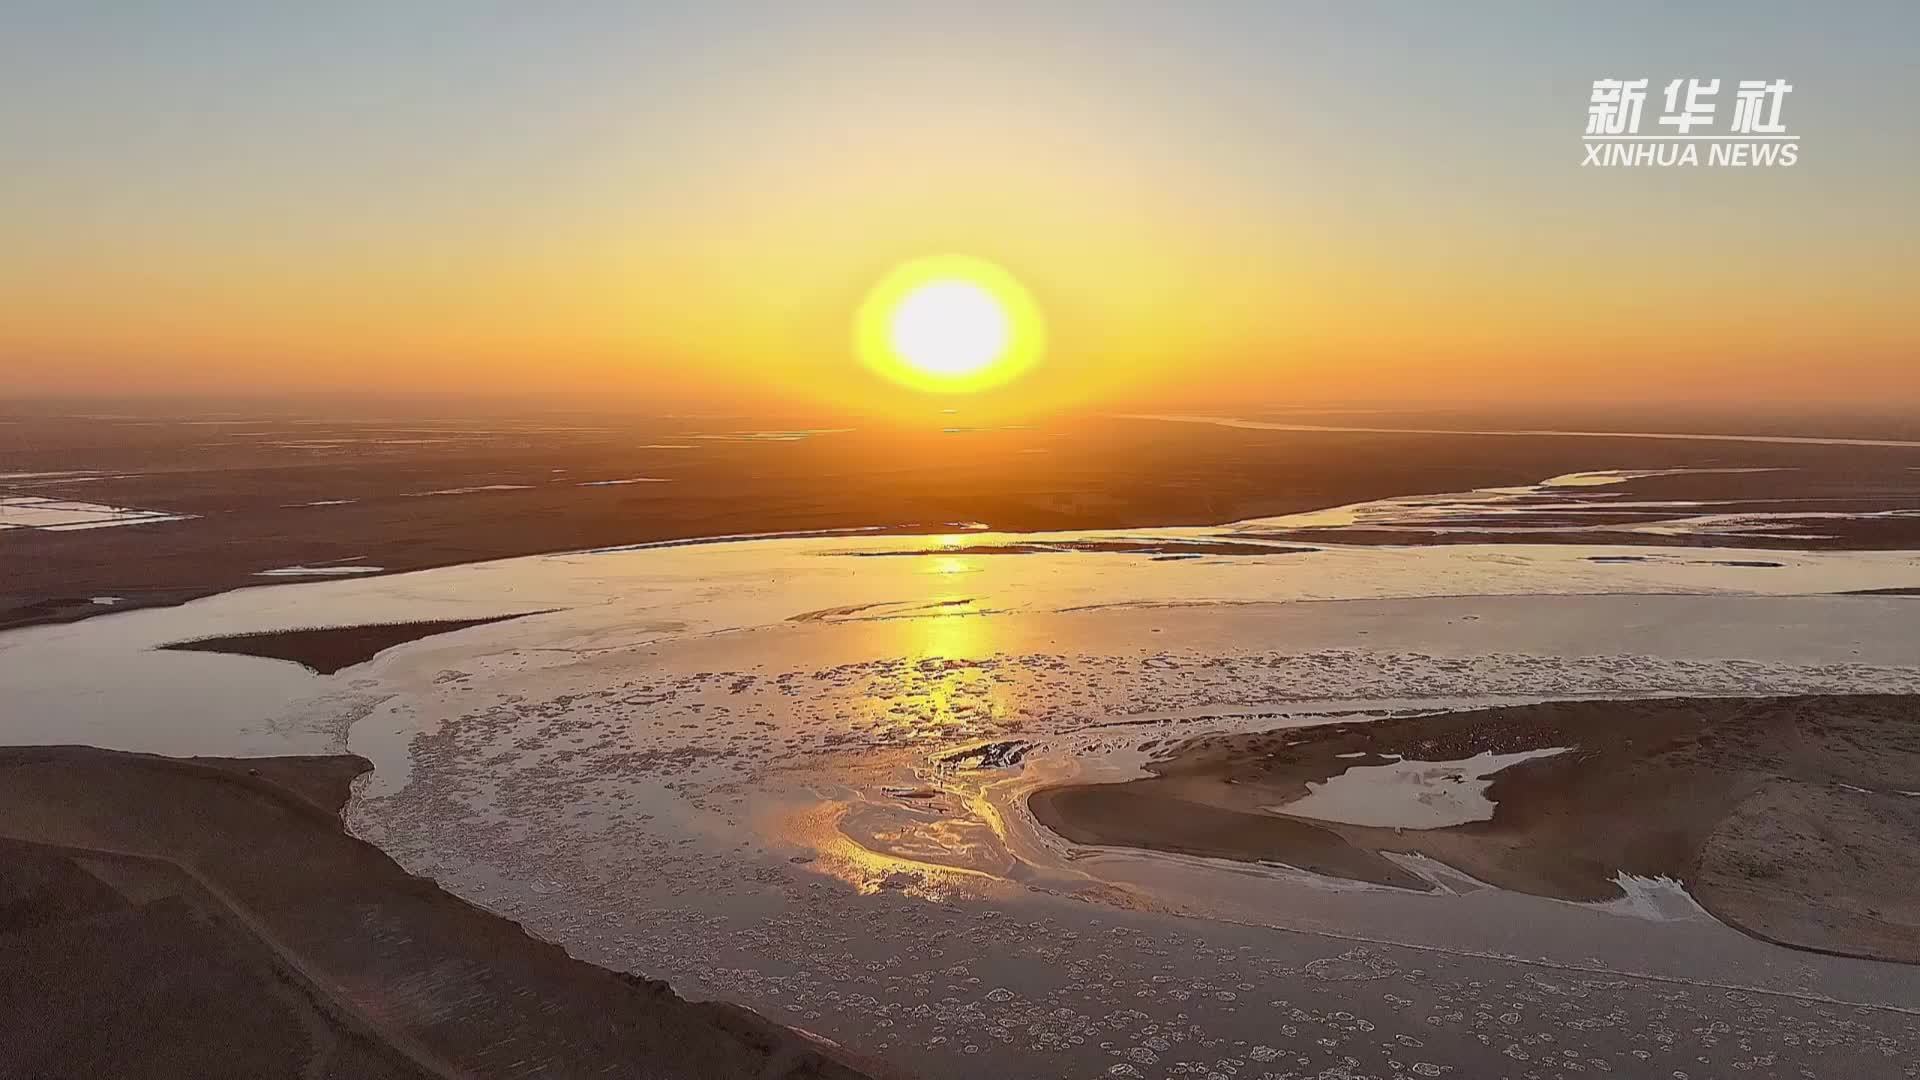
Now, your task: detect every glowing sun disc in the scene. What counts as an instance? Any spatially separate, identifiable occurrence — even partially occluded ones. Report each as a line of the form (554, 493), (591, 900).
(856, 255), (1044, 393)
(889, 280), (1009, 376)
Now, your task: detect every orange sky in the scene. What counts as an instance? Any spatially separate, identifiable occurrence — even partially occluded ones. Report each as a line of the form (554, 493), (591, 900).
(3, 6), (1915, 416)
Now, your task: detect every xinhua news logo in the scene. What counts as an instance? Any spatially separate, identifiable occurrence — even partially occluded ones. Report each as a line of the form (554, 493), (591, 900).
(1584, 79), (1797, 167)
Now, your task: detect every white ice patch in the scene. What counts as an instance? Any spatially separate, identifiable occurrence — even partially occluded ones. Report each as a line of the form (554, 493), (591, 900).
(254, 565), (387, 577)
(1270, 747), (1571, 829)
(408, 485), (533, 496)
(1595, 873), (1712, 922)
(689, 429), (852, 442)
(0, 496), (194, 531)
(1541, 468), (1779, 488)
(1226, 467), (1787, 536)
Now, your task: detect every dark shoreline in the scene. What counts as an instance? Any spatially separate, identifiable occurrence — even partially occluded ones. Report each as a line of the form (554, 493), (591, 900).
(158, 612), (554, 674)
(0, 745), (882, 1080)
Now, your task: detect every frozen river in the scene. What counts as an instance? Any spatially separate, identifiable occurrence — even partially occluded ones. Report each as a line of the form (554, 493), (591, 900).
(5, 524), (1920, 1077)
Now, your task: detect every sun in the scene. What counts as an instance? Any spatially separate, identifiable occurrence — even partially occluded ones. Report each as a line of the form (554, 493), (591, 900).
(889, 280), (1009, 376)
(856, 255), (1043, 393)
